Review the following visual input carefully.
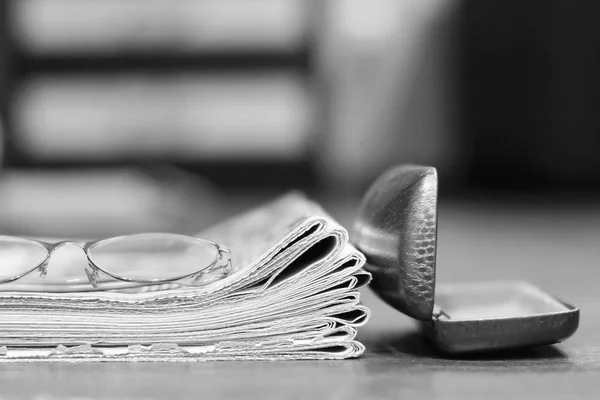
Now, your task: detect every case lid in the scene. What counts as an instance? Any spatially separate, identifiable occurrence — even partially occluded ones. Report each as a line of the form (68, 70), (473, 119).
(354, 165), (437, 321)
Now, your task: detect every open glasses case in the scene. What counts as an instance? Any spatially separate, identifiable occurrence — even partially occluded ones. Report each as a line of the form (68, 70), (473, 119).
(354, 165), (579, 353)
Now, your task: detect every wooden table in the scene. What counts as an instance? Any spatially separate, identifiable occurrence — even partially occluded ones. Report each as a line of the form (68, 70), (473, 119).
(1, 200), (599, 399)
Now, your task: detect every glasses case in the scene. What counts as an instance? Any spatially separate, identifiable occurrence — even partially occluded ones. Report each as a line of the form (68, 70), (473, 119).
(354, 165), (579, 353)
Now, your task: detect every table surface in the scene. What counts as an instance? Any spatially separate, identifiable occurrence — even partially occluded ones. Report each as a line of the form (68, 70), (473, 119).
(1, 199), (599, 399)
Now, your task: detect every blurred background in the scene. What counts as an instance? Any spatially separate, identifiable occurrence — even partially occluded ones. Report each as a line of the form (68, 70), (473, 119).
(0, 0), (599, 240)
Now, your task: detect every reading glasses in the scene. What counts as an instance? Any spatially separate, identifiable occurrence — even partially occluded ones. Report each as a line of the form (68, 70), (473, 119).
(0, 233), (232, 292)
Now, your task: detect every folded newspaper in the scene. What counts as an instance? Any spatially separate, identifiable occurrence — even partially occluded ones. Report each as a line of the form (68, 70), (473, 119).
(0, 193), (371, 362)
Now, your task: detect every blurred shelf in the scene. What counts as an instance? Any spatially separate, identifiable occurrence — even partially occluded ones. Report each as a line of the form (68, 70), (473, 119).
(10, 0), (311, 55)
(12, 73), (313, 162)
(0, 0), (320, 192)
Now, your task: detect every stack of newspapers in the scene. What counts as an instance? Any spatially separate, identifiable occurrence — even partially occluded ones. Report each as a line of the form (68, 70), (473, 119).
(0, 194), (371, 362)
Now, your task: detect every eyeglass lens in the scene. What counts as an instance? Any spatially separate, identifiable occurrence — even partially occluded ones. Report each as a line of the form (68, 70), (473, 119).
(0, 237), (48, 281)
(87, 233), (222, 281)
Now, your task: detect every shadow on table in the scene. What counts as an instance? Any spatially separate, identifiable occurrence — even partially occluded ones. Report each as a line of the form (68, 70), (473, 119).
(362, 331), (574, 371)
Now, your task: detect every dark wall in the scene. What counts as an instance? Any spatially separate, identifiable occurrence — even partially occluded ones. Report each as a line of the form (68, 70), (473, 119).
(459, 0), (600, 192)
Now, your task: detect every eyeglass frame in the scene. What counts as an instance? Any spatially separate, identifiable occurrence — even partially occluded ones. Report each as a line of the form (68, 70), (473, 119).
(0, 234), (232, 291)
